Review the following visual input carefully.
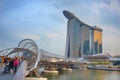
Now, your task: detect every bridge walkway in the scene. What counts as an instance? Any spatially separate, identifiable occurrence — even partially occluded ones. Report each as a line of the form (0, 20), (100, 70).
(0, 60), (28, 80)
(0, 66), (13, 80)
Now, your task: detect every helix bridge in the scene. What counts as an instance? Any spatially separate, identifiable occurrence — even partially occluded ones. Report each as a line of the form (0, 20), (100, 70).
(0, 39), (82, 80)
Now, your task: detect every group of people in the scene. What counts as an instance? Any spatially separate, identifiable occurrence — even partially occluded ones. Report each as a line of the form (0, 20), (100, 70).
(0, 56), (24, 74)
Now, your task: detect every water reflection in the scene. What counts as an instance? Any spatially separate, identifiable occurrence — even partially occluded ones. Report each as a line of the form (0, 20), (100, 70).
(104, 71), (120, 80)
(41, 70), (120, 80)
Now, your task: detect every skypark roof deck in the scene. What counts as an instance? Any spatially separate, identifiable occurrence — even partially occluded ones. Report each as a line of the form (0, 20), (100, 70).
(63, 10), (103, 31)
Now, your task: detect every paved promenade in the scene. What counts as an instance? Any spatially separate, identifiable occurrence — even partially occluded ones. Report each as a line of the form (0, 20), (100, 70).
(0, 66), (13, 80)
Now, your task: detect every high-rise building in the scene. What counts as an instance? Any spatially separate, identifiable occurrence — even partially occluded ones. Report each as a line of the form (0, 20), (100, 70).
(63, 10), (103, 58)
(92, 29), (103, 54)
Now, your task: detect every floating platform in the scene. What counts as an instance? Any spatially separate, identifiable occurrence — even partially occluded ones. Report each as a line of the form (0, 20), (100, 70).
(87, 66), (120, 71)
(25, 77), (47, 80)
(43, 70), (58, 75)
(62, 68), (72, 72)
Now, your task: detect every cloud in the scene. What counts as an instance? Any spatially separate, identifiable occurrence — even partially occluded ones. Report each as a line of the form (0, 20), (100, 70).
(18, 34), (40, 41)
(108, 0), (120, 12)
(44, 32), (60, 41)
(101, 25), (120, 55)
(91, 0), (120, 14)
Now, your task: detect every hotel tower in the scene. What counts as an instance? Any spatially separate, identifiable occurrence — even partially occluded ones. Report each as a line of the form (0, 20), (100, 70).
(63, 10), (103, 58)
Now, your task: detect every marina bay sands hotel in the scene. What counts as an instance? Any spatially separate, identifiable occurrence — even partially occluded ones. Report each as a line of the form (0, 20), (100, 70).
(63, 10), (103, 58)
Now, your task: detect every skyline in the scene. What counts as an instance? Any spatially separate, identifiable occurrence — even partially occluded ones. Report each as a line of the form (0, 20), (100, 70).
(0, 0), (120, 56)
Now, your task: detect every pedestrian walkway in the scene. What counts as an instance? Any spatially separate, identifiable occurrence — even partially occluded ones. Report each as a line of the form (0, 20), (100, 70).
(0, 60), (27, 80)
(0, 66), (13, 80)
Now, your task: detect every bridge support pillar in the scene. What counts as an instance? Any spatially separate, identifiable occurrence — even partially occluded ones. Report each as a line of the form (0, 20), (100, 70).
(26, 68), (40, 78)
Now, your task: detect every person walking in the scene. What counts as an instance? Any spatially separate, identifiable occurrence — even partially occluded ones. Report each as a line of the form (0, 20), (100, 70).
(8, 58), (14, 73)
(0, 57), (2, 67)
(13, 57), (19, 73)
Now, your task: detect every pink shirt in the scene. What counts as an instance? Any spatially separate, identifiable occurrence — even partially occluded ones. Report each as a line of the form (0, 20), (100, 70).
(14, 59), (19, 66)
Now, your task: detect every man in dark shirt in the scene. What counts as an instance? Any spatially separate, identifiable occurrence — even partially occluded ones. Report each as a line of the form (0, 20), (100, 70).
(8, 58), (14, 73)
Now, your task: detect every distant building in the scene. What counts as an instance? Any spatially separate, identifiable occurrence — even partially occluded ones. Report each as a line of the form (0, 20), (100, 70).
(63, 10), (103, 58)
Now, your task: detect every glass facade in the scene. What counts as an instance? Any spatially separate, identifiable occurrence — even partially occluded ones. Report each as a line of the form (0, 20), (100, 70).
(83, 40), (90, 56)
(80, 25), (90, 57)
(93, 30), (102, 54)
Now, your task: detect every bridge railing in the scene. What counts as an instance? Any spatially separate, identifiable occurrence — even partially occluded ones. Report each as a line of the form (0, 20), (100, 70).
(39, 49), (82, 64)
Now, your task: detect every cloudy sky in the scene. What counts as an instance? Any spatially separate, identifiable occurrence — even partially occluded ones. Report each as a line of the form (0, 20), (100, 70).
(0, 0), (120, 55)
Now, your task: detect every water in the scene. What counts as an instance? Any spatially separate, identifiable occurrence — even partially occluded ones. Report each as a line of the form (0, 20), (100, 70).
(41, 69), (120, 80)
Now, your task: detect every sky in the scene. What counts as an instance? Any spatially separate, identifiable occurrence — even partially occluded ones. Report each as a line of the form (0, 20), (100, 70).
(0, 0), (120, 56)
